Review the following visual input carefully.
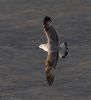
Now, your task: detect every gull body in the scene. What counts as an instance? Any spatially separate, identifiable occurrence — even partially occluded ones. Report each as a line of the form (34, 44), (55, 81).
(39, 16), (68, 86)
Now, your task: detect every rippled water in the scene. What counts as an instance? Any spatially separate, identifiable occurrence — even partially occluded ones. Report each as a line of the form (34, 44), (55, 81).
(0, 0), (91, 100)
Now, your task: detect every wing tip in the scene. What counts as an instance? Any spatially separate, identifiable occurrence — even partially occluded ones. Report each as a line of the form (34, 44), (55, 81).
(45, 67), (55, 86)
(46, 74), (55, 86)
(44, 16), (52, 24)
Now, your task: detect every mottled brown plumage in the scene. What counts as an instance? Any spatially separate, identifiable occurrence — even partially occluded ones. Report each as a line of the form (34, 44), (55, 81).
(39, 16), (68, 86)
(43, 16), (59, 86)
(45, 51), (59, 86)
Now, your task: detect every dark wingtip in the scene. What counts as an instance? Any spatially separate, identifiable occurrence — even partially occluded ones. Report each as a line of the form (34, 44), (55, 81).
(46, 74), (54, 86)
(45, 67), (55, 86)
(44, 16), (52, 24)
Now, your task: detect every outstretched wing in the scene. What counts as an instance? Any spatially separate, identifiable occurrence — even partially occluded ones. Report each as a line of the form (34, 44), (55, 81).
(45, 51), (59, 86)
(43, 17), (59, 86)
(43, 16), (59, 44)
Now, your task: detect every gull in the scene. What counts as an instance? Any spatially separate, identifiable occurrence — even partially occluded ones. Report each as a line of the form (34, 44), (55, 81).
(39, 16), (68, 86)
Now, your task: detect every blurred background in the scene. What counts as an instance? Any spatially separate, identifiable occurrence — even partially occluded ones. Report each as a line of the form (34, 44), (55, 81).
(0, 0), (91, 100)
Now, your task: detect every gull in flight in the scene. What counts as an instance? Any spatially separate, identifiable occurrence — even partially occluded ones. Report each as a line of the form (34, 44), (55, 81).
(39, 16), (68, 86)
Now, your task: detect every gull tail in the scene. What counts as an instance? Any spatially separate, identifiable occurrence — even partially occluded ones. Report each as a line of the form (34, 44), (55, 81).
(45, 67), (55, 86)
(59, 42), (68, 59)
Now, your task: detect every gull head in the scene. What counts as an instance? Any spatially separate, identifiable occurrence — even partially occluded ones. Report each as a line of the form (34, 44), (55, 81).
(39, 44), (44, 49)
(39, 44), (48, 52)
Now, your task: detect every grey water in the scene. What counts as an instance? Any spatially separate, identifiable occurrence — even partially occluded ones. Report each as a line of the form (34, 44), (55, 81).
(0, 0), (91, 100)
